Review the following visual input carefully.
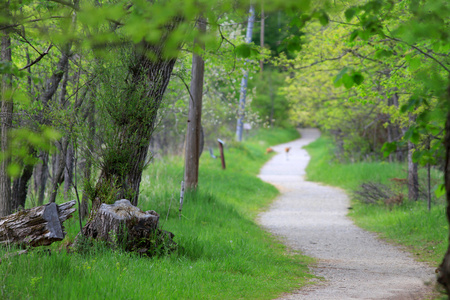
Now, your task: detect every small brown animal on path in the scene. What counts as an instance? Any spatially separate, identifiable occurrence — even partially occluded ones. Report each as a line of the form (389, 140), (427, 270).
(285, 147), (291, 160)
(266, 147), (274, 154)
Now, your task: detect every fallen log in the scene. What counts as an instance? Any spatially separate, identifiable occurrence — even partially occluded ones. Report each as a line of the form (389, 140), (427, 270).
(0, 200), (76, 247)
(79, 199), (176, 256)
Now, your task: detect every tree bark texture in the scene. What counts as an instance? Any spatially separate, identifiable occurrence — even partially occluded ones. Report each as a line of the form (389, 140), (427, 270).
(94, 35), (178, 208)
(184, 16), (206, 190)
(0, 200), (76, 247)
(0, 30), (13, 217)
(438, 111), (450, 293)
(79, 199), (176, 255)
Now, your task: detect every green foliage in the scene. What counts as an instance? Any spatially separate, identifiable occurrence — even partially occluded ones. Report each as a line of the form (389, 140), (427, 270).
(249, 69), (293, 128)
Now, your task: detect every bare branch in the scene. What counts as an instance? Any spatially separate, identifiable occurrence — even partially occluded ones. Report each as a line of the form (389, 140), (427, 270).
(19, 44), (53, 71)
(0, 16), (68, 31)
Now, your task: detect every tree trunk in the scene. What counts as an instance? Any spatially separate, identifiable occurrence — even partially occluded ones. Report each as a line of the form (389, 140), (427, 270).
(406, 113), (419, 201)
(37, 151), (49, 205)
(260, 4), (264, 73)
(438, 111), (450, 293)
(236, 5), (255, 142)
(184, 16), (206, 190)
(407, 139), (419, 201)
(93, 41), (177, 208)
(0, 200), (76, 247)
(12, 163), (34, 210)
(49, 138), (69, 203)
(64, 142), (74, 199)
(0, 29), (13, 217)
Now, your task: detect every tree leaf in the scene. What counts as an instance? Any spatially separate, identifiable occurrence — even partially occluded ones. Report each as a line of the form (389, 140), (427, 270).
(235, 44), (251, 58)
(342, 74), (354, 89)
(345, 7), (357, 22)
(334, 67), (349, 84)
(435, 184), (446, 198)
(382, 142), (397, 157)
(352, 73), (364, 85)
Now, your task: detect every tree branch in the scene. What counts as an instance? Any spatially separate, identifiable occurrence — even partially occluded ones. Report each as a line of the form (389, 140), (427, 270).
(19, 44), (53, 71)
(48, 0), (79, 11)
(387, 35), (450, 73)
(0, 16), (68, 31)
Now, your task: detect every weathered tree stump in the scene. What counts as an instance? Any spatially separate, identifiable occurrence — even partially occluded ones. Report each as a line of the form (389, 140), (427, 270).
(0, 200), (76, 247)
(80, 199), (176, 255)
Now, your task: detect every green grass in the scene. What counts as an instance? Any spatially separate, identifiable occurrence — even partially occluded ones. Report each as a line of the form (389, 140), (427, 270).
(0, 127), (314, 300)
(304, 135), (448, 266)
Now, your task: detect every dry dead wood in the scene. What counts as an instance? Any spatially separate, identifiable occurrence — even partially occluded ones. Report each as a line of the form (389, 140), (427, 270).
(0, 200), (76, 247)
(79, 199), (176, 255)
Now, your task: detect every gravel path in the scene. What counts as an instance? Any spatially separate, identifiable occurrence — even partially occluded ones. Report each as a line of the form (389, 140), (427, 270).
(258, 128), (436, 300)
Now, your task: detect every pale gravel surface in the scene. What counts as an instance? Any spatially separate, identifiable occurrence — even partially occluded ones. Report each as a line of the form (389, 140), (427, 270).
(258, 128), (436, 300)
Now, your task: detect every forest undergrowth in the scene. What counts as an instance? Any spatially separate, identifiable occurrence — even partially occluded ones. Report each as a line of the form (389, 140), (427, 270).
(0, 127), (316, 300)
(304, 136), (447, 266)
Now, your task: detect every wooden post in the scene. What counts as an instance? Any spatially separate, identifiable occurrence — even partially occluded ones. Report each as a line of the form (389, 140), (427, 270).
(218, 139), (226, 170)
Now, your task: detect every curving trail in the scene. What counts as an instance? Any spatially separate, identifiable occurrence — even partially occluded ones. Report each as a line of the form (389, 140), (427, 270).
(258, 128), (435, 300)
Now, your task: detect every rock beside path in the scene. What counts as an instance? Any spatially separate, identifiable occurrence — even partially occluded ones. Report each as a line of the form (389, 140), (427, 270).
(258, 128), (436, 300)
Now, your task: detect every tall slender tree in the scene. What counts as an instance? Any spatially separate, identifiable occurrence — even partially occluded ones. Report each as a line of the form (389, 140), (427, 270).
(184, 16), (207, 190)
(236, 5), (255, 142)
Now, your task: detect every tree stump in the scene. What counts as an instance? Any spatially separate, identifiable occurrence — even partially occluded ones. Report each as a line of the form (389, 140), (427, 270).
(80, 199), (176, 255)
(0, 200), (76, 247)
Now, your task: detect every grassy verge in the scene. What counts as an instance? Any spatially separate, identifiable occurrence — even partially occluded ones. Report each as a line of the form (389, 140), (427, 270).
(304, 135), (447, 266)
(0, 127), (315, 299)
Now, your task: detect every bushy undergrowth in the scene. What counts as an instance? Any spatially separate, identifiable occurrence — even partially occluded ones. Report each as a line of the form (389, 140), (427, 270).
(0, 127), (314, 300)
(304, 135), (447, 266)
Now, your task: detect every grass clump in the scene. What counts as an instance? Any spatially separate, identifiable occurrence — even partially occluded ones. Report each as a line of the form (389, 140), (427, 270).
(0, 127), (313, 300)
(304, 135), (447, 266)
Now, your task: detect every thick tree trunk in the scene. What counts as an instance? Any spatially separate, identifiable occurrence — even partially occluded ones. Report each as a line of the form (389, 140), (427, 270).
(438, 111), (450, 293)
(0, 30), (13, 217)
(184, 16), (206, 190)
(0, 200), (76, 247)
(93, 40), (177, 208)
